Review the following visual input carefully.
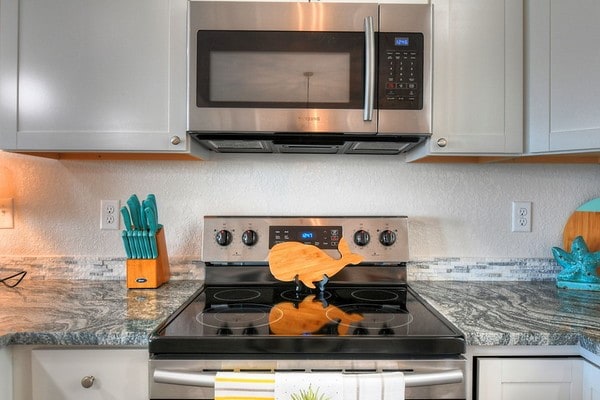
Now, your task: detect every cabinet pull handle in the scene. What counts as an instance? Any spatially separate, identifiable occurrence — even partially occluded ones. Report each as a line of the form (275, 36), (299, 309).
(81, 375), (95, 388)
(170, 136), (182, 145)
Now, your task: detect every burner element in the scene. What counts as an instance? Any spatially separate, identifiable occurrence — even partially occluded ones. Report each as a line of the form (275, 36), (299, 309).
(197, 304), (284, 331)
(351, 289), (400, 302)
(213, 289), (262, 302)
(326, 303), (414, 332)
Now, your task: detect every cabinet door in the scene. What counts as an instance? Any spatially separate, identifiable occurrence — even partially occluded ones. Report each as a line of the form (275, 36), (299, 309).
(407, 0), (523, 160)
(0, 347), (12, 400)
(0, 0), (192, 154)
(31, 349), (147, 400)
(525, 0), (600, 153)
(477, 358), (583, 400)
(583, 361), (600, 400)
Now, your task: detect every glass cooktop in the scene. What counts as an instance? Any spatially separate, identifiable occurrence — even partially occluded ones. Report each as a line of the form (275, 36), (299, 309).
(150, 284), (465, 358)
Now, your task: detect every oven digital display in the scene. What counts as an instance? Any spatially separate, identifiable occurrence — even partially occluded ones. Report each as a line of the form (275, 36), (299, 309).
(269, 225), (342, 249)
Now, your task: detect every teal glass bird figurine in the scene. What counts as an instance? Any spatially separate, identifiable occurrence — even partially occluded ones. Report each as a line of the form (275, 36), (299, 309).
(552, 236), (600, 291)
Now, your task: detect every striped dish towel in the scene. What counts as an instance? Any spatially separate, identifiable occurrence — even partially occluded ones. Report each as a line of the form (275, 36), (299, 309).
(214, 372), (275, 400)
(215, 371), (405, 400)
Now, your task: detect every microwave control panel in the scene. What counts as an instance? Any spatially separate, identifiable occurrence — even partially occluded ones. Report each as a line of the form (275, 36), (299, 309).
(378, 32), (424, 110)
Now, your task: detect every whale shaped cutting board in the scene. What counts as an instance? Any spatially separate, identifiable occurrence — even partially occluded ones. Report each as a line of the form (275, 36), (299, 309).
(268, 237), (364, 288)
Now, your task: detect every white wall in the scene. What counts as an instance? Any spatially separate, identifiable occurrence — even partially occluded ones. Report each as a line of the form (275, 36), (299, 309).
(0, 150), (598, 259)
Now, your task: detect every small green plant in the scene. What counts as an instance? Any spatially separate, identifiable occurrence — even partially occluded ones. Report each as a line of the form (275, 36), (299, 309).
(290, 385), (330, 400)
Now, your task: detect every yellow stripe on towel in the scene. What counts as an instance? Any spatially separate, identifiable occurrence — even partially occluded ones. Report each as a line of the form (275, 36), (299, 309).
(215, 372), (276, 400)
(216, 377), (276, 384)
(215, 397), (274, 400)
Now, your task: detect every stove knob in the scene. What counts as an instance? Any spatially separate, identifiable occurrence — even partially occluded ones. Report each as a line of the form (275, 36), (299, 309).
(215, 230), (232, 246)
(242, 230), (258, 246)
(379, 230), (396, 246)
(353, 230), (370, 246)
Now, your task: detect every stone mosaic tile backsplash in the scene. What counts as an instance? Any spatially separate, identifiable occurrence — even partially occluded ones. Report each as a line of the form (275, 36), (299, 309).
(0, 256), (561, 282)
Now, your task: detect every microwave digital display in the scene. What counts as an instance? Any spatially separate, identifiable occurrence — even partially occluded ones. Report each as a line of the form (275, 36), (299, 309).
(395, 37), (410, 46)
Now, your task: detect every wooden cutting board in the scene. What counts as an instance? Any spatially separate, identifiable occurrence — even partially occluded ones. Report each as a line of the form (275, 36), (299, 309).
(268, 237), (364, 288)
(562, 198), (600, 252)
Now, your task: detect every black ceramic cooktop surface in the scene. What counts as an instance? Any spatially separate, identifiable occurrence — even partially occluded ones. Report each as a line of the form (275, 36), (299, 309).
(150, 283), (465, 358)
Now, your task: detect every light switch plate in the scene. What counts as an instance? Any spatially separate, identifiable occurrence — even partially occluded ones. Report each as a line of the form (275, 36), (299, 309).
(0, 198), (14, 229)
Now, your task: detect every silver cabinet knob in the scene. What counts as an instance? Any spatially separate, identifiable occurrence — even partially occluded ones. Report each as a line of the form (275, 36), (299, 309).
(436, 138), (448, 148)
(81, 375), (95, 388)
(170, 136), (182, 145)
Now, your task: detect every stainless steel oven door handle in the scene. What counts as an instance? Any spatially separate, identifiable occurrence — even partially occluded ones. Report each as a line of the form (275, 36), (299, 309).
(363, 15), (375, 122)
(153, 369), (463, 388)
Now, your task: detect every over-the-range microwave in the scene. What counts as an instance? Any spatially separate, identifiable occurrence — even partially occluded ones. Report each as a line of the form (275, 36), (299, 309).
(187, 1), (432, 154)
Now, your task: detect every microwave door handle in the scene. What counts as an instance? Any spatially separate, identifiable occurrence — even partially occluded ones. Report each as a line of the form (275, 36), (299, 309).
(363, 15), (375, 122)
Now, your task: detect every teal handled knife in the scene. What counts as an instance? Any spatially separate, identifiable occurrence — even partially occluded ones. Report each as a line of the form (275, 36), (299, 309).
(128, 231), (138, 259)
(141, 230), (152, 259)
(120, 206), (133, 231)
(144, 206), (158, 258)
(131, 231), (143, 259)
(121, 230), (132, 258)
(127, 194), (141, 230)
(146, 194), (157, 222)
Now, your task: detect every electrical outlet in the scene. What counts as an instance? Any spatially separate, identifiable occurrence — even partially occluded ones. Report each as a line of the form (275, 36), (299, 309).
(0, 198), (14, 229)
(101, 200), (120, 230)
(512, 201), (532, 232)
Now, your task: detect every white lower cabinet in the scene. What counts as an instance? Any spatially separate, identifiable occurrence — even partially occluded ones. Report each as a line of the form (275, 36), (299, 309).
(0, 347), (13, 400)
(30, 348), (147, 400)
(477, 357), (583, 400)
(583, 360), (600, 400)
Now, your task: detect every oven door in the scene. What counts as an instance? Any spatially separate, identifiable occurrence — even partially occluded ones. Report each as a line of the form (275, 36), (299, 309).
(149, 358), (466, 400)
(188, 1), (378, 135)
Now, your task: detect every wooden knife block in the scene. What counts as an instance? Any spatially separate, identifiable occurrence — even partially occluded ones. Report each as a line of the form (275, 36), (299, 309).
(126, 228), (170, 289)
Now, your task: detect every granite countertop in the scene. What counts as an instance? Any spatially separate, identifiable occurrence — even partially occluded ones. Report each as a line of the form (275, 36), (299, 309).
(410, 281), (600, 356)
(0, 279), (201, 347)
(1, 279), (599, 358)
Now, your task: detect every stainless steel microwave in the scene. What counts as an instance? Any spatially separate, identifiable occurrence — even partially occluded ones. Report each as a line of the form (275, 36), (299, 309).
(187, 1), (432, 154)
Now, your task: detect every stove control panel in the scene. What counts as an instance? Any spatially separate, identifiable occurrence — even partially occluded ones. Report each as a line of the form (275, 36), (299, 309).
(202, 216), (408, 264)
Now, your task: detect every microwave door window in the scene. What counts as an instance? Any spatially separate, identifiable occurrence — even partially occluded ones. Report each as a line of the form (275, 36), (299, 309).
(195, 31), (364, 109)
(210, 52), (350, 106)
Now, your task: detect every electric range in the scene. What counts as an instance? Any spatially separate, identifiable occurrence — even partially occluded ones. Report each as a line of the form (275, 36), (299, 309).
(149, 216), (466, 399)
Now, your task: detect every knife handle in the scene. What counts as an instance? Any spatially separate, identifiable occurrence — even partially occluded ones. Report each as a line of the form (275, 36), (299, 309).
(121, 231), (132, 258)
(127, 196), (141, 230)
(121, 207), (133, 231)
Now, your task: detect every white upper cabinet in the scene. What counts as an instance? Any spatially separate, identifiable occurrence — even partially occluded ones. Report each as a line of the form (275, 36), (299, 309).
(407, 0), (523, 161)
(0, 0), (204, 157)
(525, 0), (600, 154)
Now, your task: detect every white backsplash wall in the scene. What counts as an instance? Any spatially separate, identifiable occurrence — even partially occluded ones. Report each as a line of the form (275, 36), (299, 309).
(0, 150), (598, 259)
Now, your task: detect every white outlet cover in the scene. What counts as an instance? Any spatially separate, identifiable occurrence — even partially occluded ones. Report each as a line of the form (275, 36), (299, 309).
(511, 201), (532, 232)
(101, 199), (120, 230)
